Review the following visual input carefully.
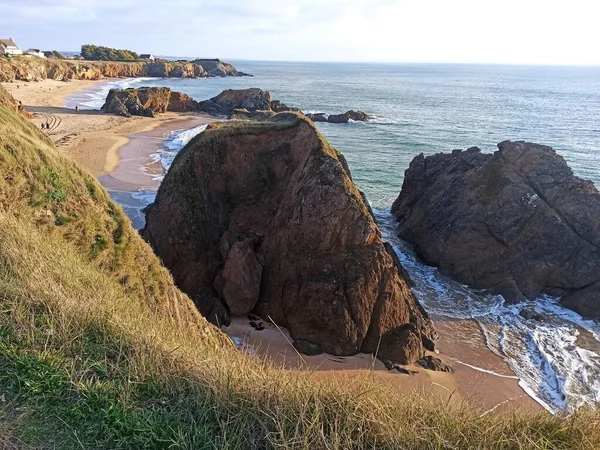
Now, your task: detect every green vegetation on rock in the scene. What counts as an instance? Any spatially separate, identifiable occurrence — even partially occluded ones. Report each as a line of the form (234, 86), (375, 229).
(43, 50), (65, 59)
(81, 44), (139, 61)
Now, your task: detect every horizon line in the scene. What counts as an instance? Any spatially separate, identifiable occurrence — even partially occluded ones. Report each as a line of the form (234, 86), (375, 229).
(55, 51), (600, 68)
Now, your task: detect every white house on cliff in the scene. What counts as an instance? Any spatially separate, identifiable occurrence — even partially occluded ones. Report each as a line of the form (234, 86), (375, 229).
(0, 38), (22, 56)
(26, 48), (45, 58)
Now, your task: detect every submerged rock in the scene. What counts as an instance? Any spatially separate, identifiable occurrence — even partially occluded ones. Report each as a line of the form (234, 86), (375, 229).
(392, 141), (600, 319)
(102, 87), (198, 117)
(143, 112), (436, 364)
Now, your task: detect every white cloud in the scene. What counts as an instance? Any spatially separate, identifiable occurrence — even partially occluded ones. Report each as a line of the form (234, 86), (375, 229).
(1, 0), (599, 65)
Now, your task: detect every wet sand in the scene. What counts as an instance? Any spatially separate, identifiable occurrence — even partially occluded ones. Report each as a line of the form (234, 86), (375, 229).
(98, 115), (218, 192)
(225, 316), (541, 413)
(98, 115), (218, 228)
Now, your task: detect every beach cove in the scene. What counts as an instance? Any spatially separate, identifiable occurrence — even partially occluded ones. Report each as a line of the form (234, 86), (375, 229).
(2, 76), (545, 415)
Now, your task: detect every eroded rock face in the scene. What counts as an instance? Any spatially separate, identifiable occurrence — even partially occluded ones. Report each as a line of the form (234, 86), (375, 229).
(143, 112), (436, 363)
(192, 59), (250, 77)
(213, 237), (263, 315)
(101, 87), (198, 117)
(392, 141), (600, 318)
(0, 58), (247, 83)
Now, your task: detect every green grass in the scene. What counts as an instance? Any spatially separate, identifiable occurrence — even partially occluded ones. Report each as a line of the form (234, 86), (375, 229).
(0, 88), (599, 449)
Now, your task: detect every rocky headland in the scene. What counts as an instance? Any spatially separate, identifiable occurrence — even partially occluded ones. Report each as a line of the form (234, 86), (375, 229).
(0, 57), (248, 82)
(100, 86), (373, 125)
(198, 88), (371, 122)
(392, 141), (600, 318)
(142, 111), (436, 364)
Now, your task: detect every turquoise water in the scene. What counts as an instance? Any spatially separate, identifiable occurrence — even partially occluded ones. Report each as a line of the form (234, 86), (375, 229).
(92, 61), (600, 207)
(67, 62), (600, 412)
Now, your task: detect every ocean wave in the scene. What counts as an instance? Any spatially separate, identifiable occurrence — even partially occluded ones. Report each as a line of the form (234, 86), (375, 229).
(369, 115), (418, 126)
(373, 207), (600, 413)
(132, 189), (158, 206)
(148, 124), (208, 182)
(65, 77), (155, 110)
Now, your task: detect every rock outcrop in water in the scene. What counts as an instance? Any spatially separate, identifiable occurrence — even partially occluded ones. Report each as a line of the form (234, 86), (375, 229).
(99, 86), (373, 125)
(143, 111), (436, 363)
(198, 88), (298, 117)
(102, 87), (198, 117)
(306, 110), (372, 124)
(0, 58), (248, 82)
(191, 59), (248, 77)
(392, 141), (600, 318)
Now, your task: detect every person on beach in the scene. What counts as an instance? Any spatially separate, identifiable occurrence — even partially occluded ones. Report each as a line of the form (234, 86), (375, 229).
(75, 105), (79, 112)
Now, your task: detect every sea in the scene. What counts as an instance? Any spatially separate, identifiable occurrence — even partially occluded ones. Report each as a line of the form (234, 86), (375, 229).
(65, 61), (600, 413)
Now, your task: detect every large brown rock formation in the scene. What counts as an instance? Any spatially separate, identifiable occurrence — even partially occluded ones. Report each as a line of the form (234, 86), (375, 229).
(101, 87), (198, 117)
(198, 88), (297, 117)
(392, 141), (600, 318)
(143, 112), (436, 362)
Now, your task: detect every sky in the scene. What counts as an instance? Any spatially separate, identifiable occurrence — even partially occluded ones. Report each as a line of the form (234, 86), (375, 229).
(1, 0), (599, 65)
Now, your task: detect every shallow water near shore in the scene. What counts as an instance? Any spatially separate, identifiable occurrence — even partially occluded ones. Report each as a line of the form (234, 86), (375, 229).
(68, 61), (600, 412)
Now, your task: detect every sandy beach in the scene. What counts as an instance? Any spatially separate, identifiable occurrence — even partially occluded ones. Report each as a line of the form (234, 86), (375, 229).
(4, 77), (542, 415)
(225, 315), (541, 414)
(2, 79), (216, 177)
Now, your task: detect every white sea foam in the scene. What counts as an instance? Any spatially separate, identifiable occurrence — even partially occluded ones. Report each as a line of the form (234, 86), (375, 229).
(149, 124), (208, 181)
(64, 77), (156, 110)
(369, 115), (416, 126)
(373, 207), (600, 413)
(132, 189), (158, 207)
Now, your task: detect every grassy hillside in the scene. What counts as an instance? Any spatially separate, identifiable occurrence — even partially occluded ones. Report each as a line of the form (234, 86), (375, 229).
(0, 87), (599, 449)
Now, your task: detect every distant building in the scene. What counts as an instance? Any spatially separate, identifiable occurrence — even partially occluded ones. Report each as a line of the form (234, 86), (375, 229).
(0, 38), (22, 56)
(26, 48), (46, 58)
(139, 54), (155, 61)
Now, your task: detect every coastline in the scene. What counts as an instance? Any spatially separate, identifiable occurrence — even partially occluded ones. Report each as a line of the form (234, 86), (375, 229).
(4, 77), (542, 414)
(2, 78), (216, 179)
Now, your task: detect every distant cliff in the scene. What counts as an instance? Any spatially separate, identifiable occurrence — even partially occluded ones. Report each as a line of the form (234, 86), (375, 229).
(0, 57), (249, 82)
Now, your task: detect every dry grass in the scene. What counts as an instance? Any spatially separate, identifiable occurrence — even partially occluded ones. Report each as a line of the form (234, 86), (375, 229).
(0, 95), (599, 449)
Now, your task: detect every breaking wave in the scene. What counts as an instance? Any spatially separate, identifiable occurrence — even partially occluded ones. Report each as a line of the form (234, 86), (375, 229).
(374, 208), (600, 413)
